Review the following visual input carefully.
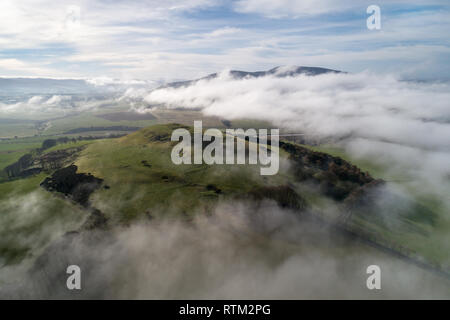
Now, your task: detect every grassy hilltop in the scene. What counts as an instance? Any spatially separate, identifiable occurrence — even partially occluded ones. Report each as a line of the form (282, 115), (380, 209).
(0, 123), (449, 290)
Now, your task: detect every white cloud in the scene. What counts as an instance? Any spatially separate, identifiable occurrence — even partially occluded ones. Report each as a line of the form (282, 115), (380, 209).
(0, 0), (448, 80)
(45, 95), (72, 105)
(234, 0), (355, 17)
(207, 27), (241, 37)
(0, 59), (67, 78)
(234, 0), (449, 18)
(27, 96), (45, 105)
(0, 0), (217, 47)
(129, 71), (450, 203)
(0, 95), (77, 117)
(86, 77), (147, 87)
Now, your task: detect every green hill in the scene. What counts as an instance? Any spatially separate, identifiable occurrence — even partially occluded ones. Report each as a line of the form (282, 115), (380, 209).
(1, 123), (449, 280)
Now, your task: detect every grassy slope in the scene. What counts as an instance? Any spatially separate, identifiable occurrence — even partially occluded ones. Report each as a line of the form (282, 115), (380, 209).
(75, 124), (291, 223)
(41, 140), (97, 154)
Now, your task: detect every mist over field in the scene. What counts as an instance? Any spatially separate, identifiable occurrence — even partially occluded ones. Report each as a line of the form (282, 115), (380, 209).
(0, 78), (159, 119)
(2, 200), (449, 299)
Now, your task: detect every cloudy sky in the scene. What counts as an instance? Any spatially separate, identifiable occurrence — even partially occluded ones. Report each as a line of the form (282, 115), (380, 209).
(0, 0), (449, 81)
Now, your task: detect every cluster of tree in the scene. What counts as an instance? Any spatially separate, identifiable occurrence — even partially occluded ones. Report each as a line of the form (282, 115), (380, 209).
(41, 139), (58, 150)
(38, 149), (76, 171)
(279, 141), (380, 201)
(247, 185), (307, 211)
(40, 137), (79, 151)
(4, 153), (33, 178)
(74, 134), (126, 140)
(221, 120), (232, 128)
(2, 133), (127, 180)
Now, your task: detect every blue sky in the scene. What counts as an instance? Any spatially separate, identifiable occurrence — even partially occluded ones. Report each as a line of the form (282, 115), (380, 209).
(0, 0), (449, 80)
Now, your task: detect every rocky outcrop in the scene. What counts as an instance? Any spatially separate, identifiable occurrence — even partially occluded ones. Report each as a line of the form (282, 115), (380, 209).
(40, 165), (103, 207)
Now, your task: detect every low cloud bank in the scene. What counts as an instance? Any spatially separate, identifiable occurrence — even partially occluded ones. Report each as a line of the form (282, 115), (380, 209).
(0, 95), (116, 118)
(124, 70), (450, 206)
(3, 201), (449, 299)
(0, 95), (73, 115)
(0, 77), (160, 118)
(142, 71), (450, 150)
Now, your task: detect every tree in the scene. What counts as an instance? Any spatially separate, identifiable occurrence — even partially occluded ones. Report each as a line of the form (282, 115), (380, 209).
(41, 139), (57, 150)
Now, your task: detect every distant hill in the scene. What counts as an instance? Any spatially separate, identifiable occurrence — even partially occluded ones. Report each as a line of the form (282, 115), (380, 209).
(0, 66), (342, 94)
(0, 78), (96, 94)
(160, 66), (344, 89)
